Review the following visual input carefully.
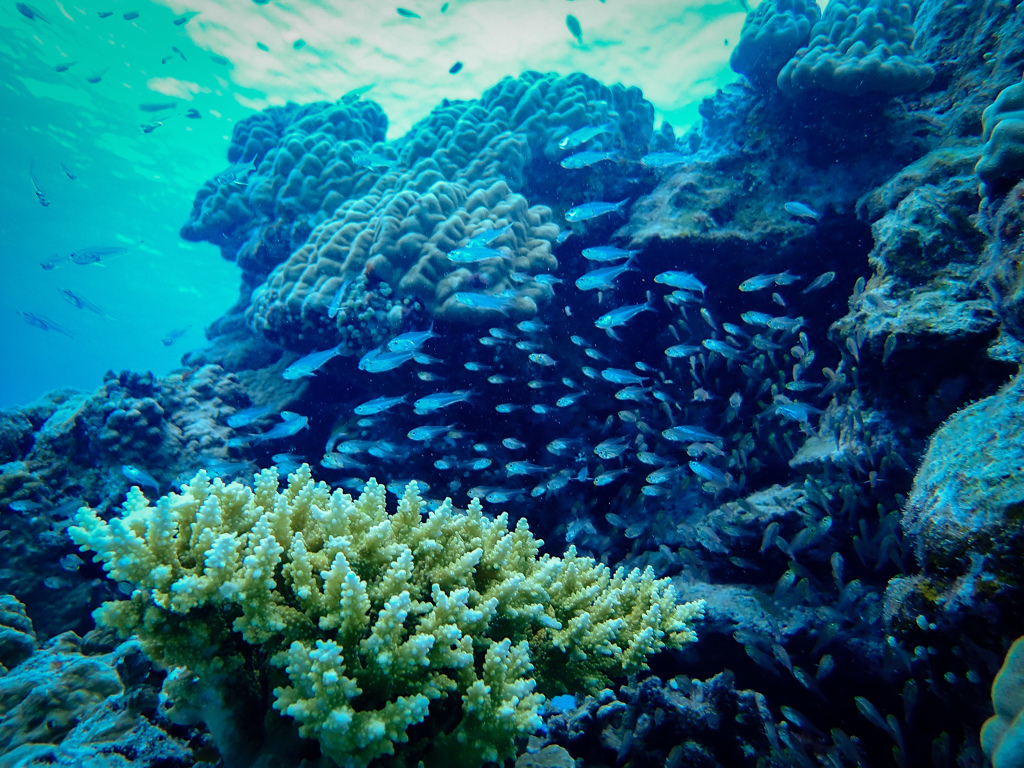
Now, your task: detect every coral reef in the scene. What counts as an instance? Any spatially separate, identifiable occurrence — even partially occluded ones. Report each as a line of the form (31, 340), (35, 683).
(977, 73), (1024, 200)
(729, 0), (821, 89)
(69, 465), (704, 768)
(896, 373), (1024, 621)
(982, 636), (1024, 768)
(777, 0), (935, 97)
(181, 99), (389, 283)
(0, 602), (199, 768)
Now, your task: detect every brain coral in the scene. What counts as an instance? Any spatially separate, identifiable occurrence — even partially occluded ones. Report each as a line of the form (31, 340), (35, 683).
(729, 0), (821, 89)
(69, 465), (704, 768)
(777, 0), (935, 97)
(245, 71), (655, 347)
(181, 99), (388, 281)
(976, 74), (1024, 199)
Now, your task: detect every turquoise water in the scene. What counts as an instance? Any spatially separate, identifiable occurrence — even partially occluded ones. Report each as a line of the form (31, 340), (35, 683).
(0, 0), (741, 408)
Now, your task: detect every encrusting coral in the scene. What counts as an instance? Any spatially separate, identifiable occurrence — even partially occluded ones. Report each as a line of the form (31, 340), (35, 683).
(69, 465), (705, 768)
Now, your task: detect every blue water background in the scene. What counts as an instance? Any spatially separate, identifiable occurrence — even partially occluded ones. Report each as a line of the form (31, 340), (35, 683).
(0, 0), (743, 408)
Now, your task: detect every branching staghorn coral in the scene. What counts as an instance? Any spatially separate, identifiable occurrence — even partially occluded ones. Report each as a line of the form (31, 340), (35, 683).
(69, 465), (704, 768)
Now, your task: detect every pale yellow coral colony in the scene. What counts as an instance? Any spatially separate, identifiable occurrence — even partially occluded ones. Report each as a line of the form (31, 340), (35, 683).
(70, 465), (704, 768)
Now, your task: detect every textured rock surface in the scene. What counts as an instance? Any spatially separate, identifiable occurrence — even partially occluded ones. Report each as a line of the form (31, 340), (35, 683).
(729, 0), (820, 89)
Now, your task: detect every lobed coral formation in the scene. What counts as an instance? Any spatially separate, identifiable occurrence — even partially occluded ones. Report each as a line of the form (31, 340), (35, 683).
(982, 636), (1024, 768)
(977, 73), (1024, 200)
(245, 71), (654, 347)
(729, 0), (821, 89)
(181, 99), (388, 283)
(69, 465), (704, 768)
(777, 0), (934, 97)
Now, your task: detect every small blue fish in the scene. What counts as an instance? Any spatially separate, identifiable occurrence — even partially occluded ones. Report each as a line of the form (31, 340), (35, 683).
(640, 152), (688, 168)
(594, 436), (630, 459)
(566, 13), (582, 44)
(664, 344), (701, 358)
(255, 414), (308, 441)
(784, 201), (821, 222)
(447, 246), (508, 263)
(353, 395), (407, 415)
(414, 390), (474, 414)
(467, 224), (513, 248)
(575, 260), (635, 292)
(689, 460), (728, 485)
(408, 424), (454, 441)
(663, 425), (720, 443)
(122, 464), (159, 491)
(449, 61), (463, 74)
(560, 151), (619, 170)
(581, 245), (640, 262)
(358, 346), (416, 373)
(19, 311), (73, 337)
(327, 278), (351, 318)
(283, 345), (343, 380)
(227, 404), (276, 428)
(214, 156), (256, 187)
(594, 468), (629, 486)
(558, 122), (615, 151)
(566, 198), (629, 223)
(451, 292), (515, 313)
(655, 271), (706, 294)
(600, 368), (648, 385)
(595, 300), (653, 331)
(387, 326), (436, 352)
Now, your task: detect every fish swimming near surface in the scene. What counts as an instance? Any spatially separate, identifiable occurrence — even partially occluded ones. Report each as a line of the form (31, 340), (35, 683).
(162, 326), (190, 346)
(97, 10), (112, 17)
(449, 61), (463, 74)
(53, 61), (76, 72)
(19, 311), (73, 337)
(85, 68), (109, 84)
(173, 11), (199, 25)
(565, 198), (629, 223)
(396, 7), (421, 18)
(139, 101), (178, 113)
(283, 344), (344, 379)
(29, 163), (49, 207)
(184, 108), (201, 119)
(341, 84), (375, 104)
(123, 10), (139, 20)
(60, 162), (76, 179)
(566, 14), (583, 44)
(16, 3), (49, 23)
(59, 288), (108, 318)
(68, 244), (130, 265)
